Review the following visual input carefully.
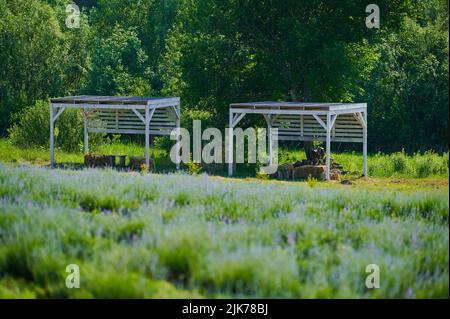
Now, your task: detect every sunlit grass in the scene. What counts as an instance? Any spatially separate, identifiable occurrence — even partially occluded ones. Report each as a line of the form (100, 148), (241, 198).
(0, 165), (448, 298)
(278, 147), (449, 178)
(0, 138), (172, 170)
(1, 138), (448, 179)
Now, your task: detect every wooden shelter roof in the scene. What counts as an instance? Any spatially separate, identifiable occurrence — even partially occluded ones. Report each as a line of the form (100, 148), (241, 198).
(230, 101), (366, 111)
(50, 95), (179, 105)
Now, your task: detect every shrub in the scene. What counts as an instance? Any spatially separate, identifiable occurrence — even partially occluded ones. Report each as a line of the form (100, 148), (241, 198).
(181, 109), (214, 134)
(8, 100), (104, 152)
(390, 151), (407, 173)
(197, 247), (300, 297)
(0, 166), (448, 298)
(186, 160), (202, 175)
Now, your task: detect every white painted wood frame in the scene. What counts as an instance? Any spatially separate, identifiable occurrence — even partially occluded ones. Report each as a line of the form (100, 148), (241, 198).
(49, 96), (181, 169)
(228, 102), (368, 180)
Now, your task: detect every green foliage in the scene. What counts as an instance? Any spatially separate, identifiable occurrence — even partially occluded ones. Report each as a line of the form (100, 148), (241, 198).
(391, 151), (408, 173)
(90, 0), (180, 92)
(279, 147), (449, 178)
(0, 138), (175, 169)
(307, 175), (317, 188)
(186, 160), (202, 175)
(0, 137), (448, 178)
(0, 165), (448, 298)
(255, 171), (269, 180)
(0, 0), (448, 155)
(8, 100), (104, 152)
(0, 0), (91, 135)
(86, 25), (152, 95)
(181, 109), (215, 134)
(361, 10), (449, 152)
(162, 0), (422, 129)
(367, 151), (449, 178)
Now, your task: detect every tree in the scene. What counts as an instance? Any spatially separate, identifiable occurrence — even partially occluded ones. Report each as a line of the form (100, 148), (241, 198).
(163, 0), (420, 159)
(362, 1), (449, 152)
(90, 0), (180, 93)
(86, 26), (152, 95)
(0, 0), (92, 135)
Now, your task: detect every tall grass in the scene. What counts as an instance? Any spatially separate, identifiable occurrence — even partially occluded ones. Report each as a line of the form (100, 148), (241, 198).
(0, 165), (448, 298)
(0, 138), (172, 169)
(0, 138), (448, 178)
(279, 148), (449, 178)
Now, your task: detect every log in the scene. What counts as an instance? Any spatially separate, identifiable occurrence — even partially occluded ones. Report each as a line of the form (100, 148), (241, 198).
(292, 165), (326, 180)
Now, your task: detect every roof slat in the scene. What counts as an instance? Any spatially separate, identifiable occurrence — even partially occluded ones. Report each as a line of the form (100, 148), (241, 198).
(50, 95), (179, 105)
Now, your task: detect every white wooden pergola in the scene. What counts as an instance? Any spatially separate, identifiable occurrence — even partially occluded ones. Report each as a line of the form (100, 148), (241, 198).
(228, 102), (368, 180)
(50, 96), (180, 168)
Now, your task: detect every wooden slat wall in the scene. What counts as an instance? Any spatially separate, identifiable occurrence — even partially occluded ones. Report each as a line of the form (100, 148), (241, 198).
(272, 114), (363, 143)
(87, 109), (176, 135)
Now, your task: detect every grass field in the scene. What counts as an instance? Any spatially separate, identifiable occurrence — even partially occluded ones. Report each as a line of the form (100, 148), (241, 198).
(0, 161), (448, 298)
(0, 138), (448, 179)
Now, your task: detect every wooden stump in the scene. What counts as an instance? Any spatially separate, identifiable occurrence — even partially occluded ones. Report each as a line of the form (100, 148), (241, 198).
(292, 165), (326, 180)
(276, 163), (295, 180)
(129, 156), (155, 171)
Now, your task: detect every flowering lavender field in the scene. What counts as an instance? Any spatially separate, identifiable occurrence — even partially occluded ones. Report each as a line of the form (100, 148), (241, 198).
(0, 164), (448, 298)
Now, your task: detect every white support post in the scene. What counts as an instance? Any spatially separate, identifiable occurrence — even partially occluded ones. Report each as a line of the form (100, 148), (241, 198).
(326, 113), (331, 180)
(145, 105), (150, 168)
(83, 109), (89, 155)
(176, 102), (181, 170)
(266, 114), (273, 165)
(228, 111), (234, 176)
(300, 114), (304, 137)
(144, 106), (155, 169)
(50, 103), (55, 168)
(363, 111), (368, 176)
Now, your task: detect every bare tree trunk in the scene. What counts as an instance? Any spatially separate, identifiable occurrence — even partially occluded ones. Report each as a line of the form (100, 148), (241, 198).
(291, 84), (315, 161)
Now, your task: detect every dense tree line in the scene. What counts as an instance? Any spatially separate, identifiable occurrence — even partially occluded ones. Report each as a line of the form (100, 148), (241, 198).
(0, 0), (448, 152)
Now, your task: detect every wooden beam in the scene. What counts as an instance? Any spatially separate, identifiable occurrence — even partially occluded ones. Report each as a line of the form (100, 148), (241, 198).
(363, 111), (368, 176)
(232, 112), (246, 127)
(231, 108), (329, 116)
(176, 103), (181, 170)
(357, 112), (367, 129)
(330, 114), (338, 131)
(269, 114), (278, 126)
(53, 107), (65, 121)
(145, 106), (150, 168)
(228, 112), (234, 175)
(84, 113), (89, 155)
(353, 112), (367, 129)
(312, 114), (327, 130)
(326, 113), (331, 180)
(132, 108), (145, 124)
(50, 104), (55, 168)
(172, 105), (180, 119)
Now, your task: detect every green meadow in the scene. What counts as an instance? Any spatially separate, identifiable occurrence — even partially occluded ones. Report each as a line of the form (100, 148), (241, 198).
(1, 138), (448, 179)
(1, 0), (448, 301)
(0, 143), (448, 298)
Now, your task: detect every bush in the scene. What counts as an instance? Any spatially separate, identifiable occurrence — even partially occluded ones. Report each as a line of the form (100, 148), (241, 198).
(181, 109), (214, 134)
(8, 100), (104, 152)
(390, 151), (407, 173)
(412, 151), (448, 178)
